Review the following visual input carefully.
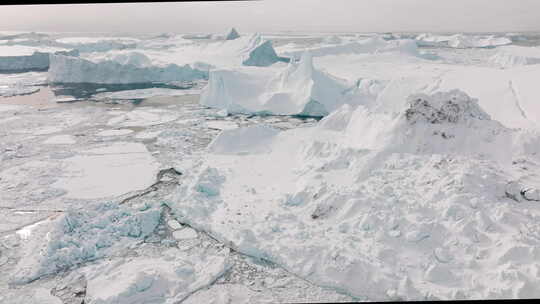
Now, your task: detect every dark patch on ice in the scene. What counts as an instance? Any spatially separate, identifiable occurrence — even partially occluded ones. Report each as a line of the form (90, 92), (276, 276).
(51, 273), (87, 304)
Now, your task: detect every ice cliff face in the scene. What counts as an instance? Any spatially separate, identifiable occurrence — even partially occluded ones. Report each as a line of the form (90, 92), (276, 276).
(0, 50), (78, 73)
(201, 52), (374, 116)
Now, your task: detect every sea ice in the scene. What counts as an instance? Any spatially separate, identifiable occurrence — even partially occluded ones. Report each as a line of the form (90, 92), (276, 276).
(106, 108), (179, 127)
(42, 134), (77, 145)
(96, 129), (134, 137)
(11, 202), (162, 284)
(51, 142), (160, 199)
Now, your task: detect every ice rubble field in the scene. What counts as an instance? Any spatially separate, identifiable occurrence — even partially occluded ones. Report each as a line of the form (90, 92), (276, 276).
(1, 30), (540, 303)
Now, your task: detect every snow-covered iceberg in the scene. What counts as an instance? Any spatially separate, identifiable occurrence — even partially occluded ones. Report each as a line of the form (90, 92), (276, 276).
(172, 89), (536, 301)
(279, 37), (427, 60)
(47, 52), (208, 84)
(447, 34), (512, 49)
(201, 52), (378, 116)
(416, 33), (511, 49)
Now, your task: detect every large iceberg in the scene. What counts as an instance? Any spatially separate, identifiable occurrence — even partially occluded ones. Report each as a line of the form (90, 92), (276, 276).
(47, 52), (208, 84)
(171, 89), (538, 301)
(201, 52), (377, 116)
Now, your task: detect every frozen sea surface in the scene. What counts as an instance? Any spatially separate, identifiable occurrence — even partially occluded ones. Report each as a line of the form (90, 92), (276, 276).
(1, 30), (540, 303)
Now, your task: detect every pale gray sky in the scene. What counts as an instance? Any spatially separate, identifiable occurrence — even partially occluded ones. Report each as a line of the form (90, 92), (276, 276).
(0, 0), (539, 34)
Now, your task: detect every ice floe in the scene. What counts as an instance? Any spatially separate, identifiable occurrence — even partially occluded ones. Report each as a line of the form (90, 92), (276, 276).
(11, 202), (162, 284)
(51, 142), (160, 199)
(106, 107), (179, 127)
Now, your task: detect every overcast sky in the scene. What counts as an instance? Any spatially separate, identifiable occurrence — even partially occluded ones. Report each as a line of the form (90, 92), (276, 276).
(0, 0), (539, 34)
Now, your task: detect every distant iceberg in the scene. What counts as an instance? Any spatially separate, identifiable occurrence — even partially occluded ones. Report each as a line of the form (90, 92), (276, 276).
(280, 37), (428, 60)
(242, 40), (290, 67)
(0, 49), (78, 73)
(48, 52), (208, 84)
(489, 45), (540, 68)
(225, 28), (240, 40)
(416, 33), (511, 48)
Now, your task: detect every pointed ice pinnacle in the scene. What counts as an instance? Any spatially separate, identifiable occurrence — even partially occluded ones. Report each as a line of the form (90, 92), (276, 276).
(242, 40), (290, 67)
(225, 28), (240, 40)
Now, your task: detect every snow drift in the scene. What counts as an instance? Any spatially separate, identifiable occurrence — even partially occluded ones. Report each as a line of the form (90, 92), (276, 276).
(47, 53), (208, 84)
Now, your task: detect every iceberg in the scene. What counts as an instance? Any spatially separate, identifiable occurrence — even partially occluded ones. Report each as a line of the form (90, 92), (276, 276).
(242, 40), (290, 67)
(447, 34), (512, 48)
(0, 49), (78, 73)
(225, 28), (240, 40)
(172, 90), (532, 301)
(279, 37), (429, 60)
(201, 52), (376, 116)
(416, 33), (511, 49)
(47, 53), (208, 84)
